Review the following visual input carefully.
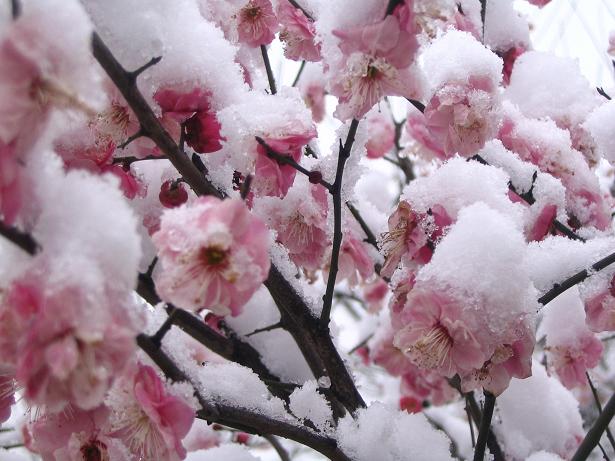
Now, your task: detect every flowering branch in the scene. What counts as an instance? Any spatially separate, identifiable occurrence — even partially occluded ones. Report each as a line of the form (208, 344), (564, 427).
(586, 372), (615, 452)
(345, 201), (379, 250)
(137, 333), (354, 461)
(261, 45), (277, 95)
(321, 119), (360, 326)
(538, 250), (615, 306)
(571, 391), (615, 461)
(0, 221), (39, 255)
(92, 31), (365, 416)
(255, 136), (333, 190)
(287, 0), (314, 21)
(473, 391), (496, 461)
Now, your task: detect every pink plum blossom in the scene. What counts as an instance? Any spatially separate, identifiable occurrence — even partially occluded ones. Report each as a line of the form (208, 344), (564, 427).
(0, 267), (138, 412)
(366, 112), (395, 159)
(27, 405), (129, 461)
(301, 83), (326, 123)
(277, 2), (320, 62)
(330, 2), (421, 120)
(153, 197), (271, 315)
(0, 141), (22, 224)
(108, 364), (195, 461)
(253, 130), (317, 198)
(584, 278), (615, 332)
(261, 183), (329, 272)
(424, 76), (500, 158)
(155, 87), (224, 154)
(499, 46), (526, 86)
(527, 0), (552, 6)
(333, 228), (374, 285)
(393, 288), (487, 377)
(236, 0), (279, 47)
(529, 204), (557, 242)
(547, 333), (603, 389)
(405, 111), (446, 160)
(609, 31), (615, 56)
(363, 278), (389, 313)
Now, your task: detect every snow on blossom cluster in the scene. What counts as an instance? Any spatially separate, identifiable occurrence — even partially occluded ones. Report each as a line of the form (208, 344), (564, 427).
(0, 0), (615, 460)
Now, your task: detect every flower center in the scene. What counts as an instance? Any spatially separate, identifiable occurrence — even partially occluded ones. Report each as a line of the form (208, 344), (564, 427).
(366, 65), (380, 80)
(242, 5), (262, 20)
(200, 245), (228, 267)
(406, 324), (453, 370)
(80, 440), (108, 461)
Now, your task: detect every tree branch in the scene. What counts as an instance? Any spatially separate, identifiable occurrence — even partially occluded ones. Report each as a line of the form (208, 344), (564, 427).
(287, 0), (314, 21)
(587, 372), (615, 453)
(572, 391), (615, 461)
(93, 31), (364, 416)
(473, 391), (495, 461)
(255, 136), (332, 191)
(345, 201), (379, 250)
(321, 119), (360, 326)
(0, 221), (39, 255)
(261, 45), (277, 95)
(264, 435), (291, 461)
(538, 250), (615, 306)
(137, 333), (353, 461)
(292, 60), (306, 87)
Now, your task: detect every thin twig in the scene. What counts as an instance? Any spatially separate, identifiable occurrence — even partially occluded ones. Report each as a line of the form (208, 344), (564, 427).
(264, 435), (291, 461)
(10, 0), (20, 19)
(137, 334), (353, 461)
(292, 60), (306, 87)
(473, 391), (496, 461)
(246, 321), (284, 337)
(261, 45), (277, 95)
(538, 250), (615, 306)
(287, 0), (314, 21)
(255, 137), (332, 191)
(345, 202), (379, 250)
(587, 372), (615, 453)
(112, 154), (160, 165)
(480, 0), (487, 44)
(0, 221), (39, 255)
(465, 396), (476, 448)
(347, 334), (373, 355)
(321, 119), (360, 326)
(571, 391), (615, 461)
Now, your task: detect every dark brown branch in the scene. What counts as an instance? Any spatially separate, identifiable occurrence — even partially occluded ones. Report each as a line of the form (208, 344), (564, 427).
(287, 0), (314, 21)
(246, 321), (284, 337)
(264, 435), (291, 461)
(261, 45), (277, 95)
(406, 98), (425, 113)
(292, 60), (306, 87)
(0, 221), (39, 255)
(91, 32), (221, 198)
(137, 334), (353, 461)
(255, 136), (332, 191)
(345, 201), (379, 250)
(572, 391), (615, 461)
(112, 154), (160, 165)
(10, 0), (21, 19)
(538, 250), (615, 306)
(597, 87), (612, 100)
(93, 31), (364, 416)
(480, 0), (487, 43)
(321, 119), (360, 326)
(587, 372), (615, 453)
(473, 391), (495, 461)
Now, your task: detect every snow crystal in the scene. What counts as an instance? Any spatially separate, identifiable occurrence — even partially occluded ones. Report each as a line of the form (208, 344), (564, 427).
(403, 156), (524, 224)
(526, 452), (565, 461)
(336, 402), (454, 461)
(289, 380), (333, 432)
(484, 0), (530, 52)
(83, 0), (248, 108)
(421, 30), (503, 94)
(583, 100), (615, 163)
(418, 202), (537, 332)
(526, 235), (615, 295)
(33, 151), (142, 293)
(506, 51), (601, 128)
(496, 361), (583, 459)
(185, 444), (259, 461)
(197, 362), (288, 419)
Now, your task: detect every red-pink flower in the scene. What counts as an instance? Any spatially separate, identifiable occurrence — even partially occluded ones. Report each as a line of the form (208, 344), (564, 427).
(0, 141), (22, 224)
(0, 268), (138, 412)
(547, 334), (603, 389)
(263, 183), (329, 271)
(366, 112), (395, 159)
(301, 83), (326, 123)
(155, 87), (224, 154)
(528, 0), (552, 6)
(405, 112), (446, 160)
(254, 130), (317, 198)
(499, 46), (526, 86)
(153, 197), (271, 315)
(424, 76), (499, 157)
(108, 364), (195, 461)
(364, 278), (389, 313)
(334, 229), (374, 285)
(27, 406), (129, 461)
(236, 0), (279, 47)
(278, 2), (320, 62)
(330, 3), (420, 120)
(393, 288), (487, 377)
(584, 277), (615, 332)
(529, 204), (557, 242)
